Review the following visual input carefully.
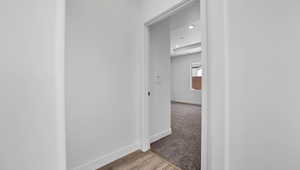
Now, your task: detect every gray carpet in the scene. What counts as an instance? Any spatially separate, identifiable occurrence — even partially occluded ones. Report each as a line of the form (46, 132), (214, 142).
(151, 102), (201, 170)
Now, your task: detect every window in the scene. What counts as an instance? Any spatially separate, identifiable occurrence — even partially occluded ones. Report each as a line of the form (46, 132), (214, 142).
(191, 63), (202, 90)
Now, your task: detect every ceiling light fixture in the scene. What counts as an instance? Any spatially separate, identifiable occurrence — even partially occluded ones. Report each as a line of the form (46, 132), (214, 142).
(188, 25), (195, 29)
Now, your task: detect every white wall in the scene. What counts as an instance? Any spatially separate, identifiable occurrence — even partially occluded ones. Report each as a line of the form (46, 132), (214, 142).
(149, 19), (171, 140)
(0, 0), (66, 170)
(65, 0), (140, 169)
(171, 53), (201, 105)
(142, 0), (187, 22)
(226, 0), (300, 170)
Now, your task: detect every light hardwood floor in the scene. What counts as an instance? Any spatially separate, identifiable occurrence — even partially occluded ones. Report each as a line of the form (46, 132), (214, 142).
(98, 151), (182, 170)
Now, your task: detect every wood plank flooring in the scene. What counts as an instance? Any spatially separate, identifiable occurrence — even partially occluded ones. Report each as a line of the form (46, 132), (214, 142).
(98, 151), (182, 170)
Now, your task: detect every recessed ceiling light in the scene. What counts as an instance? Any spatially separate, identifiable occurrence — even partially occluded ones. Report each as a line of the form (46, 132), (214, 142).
(175, 45), (179, 48)
(188, 25), (195, 29)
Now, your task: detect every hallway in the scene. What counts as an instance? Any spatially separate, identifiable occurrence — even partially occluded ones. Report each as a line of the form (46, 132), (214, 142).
(151, 102), (201, 170)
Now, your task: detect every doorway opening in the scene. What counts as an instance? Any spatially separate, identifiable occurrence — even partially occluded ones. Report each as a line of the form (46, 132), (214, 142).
(142, 0), (208, 169)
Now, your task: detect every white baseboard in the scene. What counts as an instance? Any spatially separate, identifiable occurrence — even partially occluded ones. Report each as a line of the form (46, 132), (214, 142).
(72, 143), (139, 170)
(150, 128), (172, 143)
(171, 100), (201, 106)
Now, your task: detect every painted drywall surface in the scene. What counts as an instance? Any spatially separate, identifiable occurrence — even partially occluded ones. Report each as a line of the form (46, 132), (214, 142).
(0, 0), (66, 170)
(205, 0), (227, 169)
(171, 53), (201, 105)
(226, 0), (300, 170)
(142, 0), (187, 22)
(65, 0), (140, 169)
(149, 19), (171, 139)
(169, 0), (200, 31)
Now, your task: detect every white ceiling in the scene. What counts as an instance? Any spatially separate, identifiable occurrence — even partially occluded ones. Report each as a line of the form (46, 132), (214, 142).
(171, 20), (201, 50)
(169, 0), (201, 57)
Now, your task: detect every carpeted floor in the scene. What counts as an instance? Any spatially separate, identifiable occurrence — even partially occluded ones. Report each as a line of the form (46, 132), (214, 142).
(151, 102), (201, 170)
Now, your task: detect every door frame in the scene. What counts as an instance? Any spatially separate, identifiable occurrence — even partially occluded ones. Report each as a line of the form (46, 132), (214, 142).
(140, 0), (208, 170)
